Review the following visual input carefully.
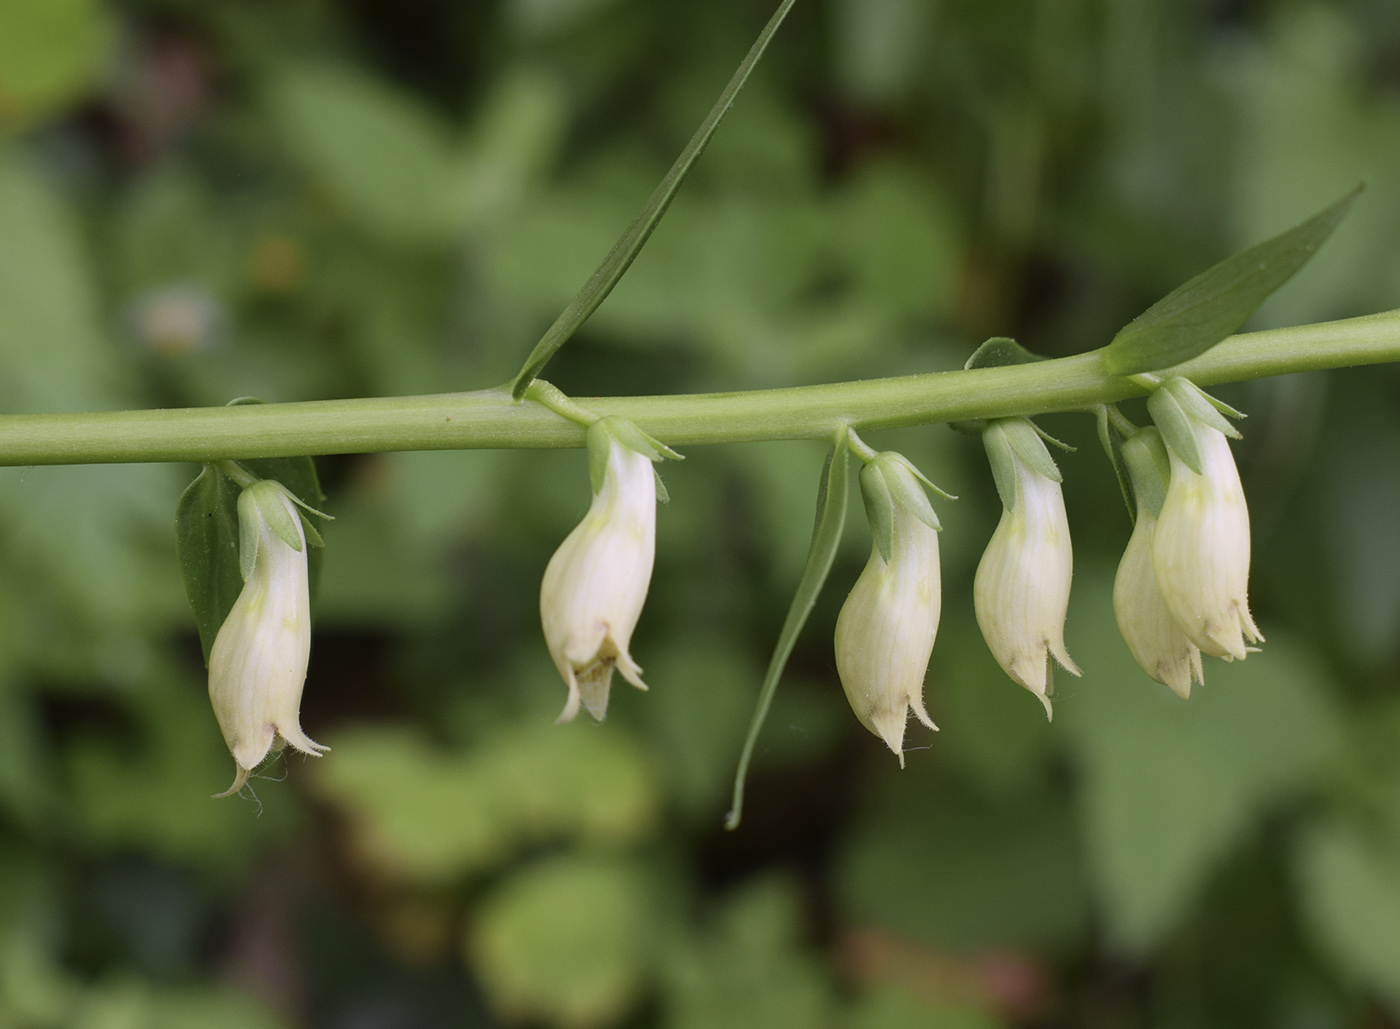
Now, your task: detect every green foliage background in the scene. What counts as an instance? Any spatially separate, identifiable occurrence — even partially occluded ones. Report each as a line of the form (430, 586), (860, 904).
(1, 0), (1400, 1026)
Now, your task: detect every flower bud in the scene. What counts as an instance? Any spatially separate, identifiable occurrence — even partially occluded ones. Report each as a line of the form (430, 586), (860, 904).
(1148, 379), (1262, 661)
(835, 453), (941, 766)
(541, 418), (666, 723)
(208, 480), (326, 798)
(1113, 429), (1204, 698)
(974, 419), (1080, 719)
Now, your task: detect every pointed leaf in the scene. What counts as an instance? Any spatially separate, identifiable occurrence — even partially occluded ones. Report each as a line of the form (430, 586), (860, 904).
(176, 465), (243, 664)
(964, 336), (1045, 370)
(726, 431), (850, 830)
(1101, 185), (1362, 376)
(509, 0), (797, 398)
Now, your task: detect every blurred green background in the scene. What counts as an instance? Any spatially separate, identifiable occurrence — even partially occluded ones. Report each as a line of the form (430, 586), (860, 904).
(2, 0), (1400, 1026)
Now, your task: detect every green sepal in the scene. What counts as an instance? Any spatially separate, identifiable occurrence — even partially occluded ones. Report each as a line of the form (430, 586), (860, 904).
(300, 514), (326, 548)
(1147, 387), (1203, 475)
(1101, 184), (1362, 376)
(964, 336), (1045, 370)
(653, 469), (670, 505)
(1097, 406), (1137, 521)
(587, 416), (681, 494)
(985, 418), (1063, 510)
(983, 422), (1019, 510)
(1005, 420), (1064, 483)
(726, 429), (850, 831)
(248, 481), (306, 556)
(235, 488), (261, 581)
(875, 454), (943, 532)
(1162, 377), (1241, 439)
(859, 463), (896, 563)
(1121, 428), (1172, 519)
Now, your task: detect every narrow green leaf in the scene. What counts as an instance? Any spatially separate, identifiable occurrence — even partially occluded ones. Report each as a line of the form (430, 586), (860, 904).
(176, 465), (243, 665)
(726, 430), (850, 831)
(1101, 184), (1362, 376)
(509, 0), (797, 399)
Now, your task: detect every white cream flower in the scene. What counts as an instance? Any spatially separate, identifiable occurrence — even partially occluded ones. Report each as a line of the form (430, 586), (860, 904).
(1149, 381), (1262, 661)
(208, 480), (326, 798)
(541, 418), (665, 723)
(973, 419), (1080, 719)
(835, 454), (941, 766)
(1115, 507), (1205, 699)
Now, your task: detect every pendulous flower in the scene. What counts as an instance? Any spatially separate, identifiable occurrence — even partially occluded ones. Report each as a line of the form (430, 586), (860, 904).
(208, 479), (326, 798)
(541, 417), (672, 723)
(835, 452), (942, 766)
(1113, 427), (1204, 698)
(1148, 378), (1262, 661)
(973, 418), (1080, 719)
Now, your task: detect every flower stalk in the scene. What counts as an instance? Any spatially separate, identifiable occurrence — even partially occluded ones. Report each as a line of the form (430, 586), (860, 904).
(0, 312), (1396, 466)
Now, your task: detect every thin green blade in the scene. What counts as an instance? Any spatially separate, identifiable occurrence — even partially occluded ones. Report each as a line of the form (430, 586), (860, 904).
(509, 0), (797, 399)
(725, 429), (849, 831)
(1101, 185), (1362, 376)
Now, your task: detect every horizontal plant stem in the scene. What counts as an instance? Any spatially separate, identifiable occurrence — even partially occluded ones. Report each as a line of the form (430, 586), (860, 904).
(1, 310), (1398, 466)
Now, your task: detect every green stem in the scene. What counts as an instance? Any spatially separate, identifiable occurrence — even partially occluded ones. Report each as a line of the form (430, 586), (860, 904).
(1, 310), (1398, 466)
(1102, 404), (1139, 438)
(846, 428), (879, 463)
(215, 460), (257, 488)
(523, 380), (600, 427)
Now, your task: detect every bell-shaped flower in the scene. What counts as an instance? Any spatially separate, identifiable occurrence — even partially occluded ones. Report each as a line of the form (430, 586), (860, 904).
(1148, 378), (1262, 661)
(1113, 428), (1204, 698)
(973, 418), (1080, 719)
(835, 452), (942, 766)
(541, 417), (674, 723)
(208, 479), (326, 798)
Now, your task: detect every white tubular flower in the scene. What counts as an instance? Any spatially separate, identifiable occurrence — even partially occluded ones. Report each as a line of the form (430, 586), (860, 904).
(835, 453), (942, 766)
(1113, 429), (1204, 698)
(541, 417), (673, 723)
(209, 480), (326, 798)
(973, 418), (1080, 719)
(1148, 378), (1262, 661)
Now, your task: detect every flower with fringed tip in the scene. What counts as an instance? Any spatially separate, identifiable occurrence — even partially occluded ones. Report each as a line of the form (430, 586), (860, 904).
(973, 417), (1080, 719)
(835, 451), (943, 765)
(208, 479), (327, 798)
(541, 417), (677, 723)
(1147, 377), (1262, 662)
